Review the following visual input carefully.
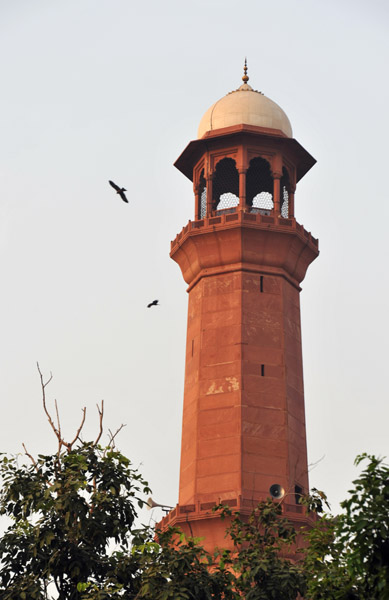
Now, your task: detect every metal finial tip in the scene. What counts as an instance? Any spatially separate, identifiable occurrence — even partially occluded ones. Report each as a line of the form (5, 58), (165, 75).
(242, 58), (249, 83)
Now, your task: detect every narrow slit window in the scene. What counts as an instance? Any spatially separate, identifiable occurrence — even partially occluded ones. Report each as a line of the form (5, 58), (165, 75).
(261, 364), (265, 377)
(260, 276), (264, 293)
(191, 339), (194, 357)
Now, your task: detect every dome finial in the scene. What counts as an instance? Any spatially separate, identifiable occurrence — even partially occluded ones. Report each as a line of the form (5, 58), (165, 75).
(242, 58), (249, 84)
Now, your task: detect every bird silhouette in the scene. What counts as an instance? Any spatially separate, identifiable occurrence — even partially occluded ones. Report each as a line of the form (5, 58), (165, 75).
(108, 180), (128, 203)
(147, 300), (159, 308)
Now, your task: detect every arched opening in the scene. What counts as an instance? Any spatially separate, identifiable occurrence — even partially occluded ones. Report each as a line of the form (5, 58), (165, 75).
(246, 157), (273, 215)
(212, 158), (239, 213)
(199, 169), (207, 219)
(280, 167), (290, 218)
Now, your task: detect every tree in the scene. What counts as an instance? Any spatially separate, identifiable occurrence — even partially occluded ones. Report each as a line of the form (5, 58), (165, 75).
(304, 454), (389, 600)
(129, 501), (306, 600)
(217, 501), (306, 600)
(0, 442), (152, 599)
(1, 367), (389, 599)
(0, 366), (151, 599)
(130, 526), (236, 600)
(0, 366), (306, 600)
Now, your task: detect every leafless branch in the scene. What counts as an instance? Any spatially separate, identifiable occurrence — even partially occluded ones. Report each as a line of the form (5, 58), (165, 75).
(35, 367), (121, 455)
(67, 407), (87, 451)
(108, 423), (126, 449)
(37, 362), (61, 449)
(94, 400), (104, 445)
(22, 443), (37, 468)
(54, 399), (61, 442)
(37, 363), (55, 427)
(186, 512), (194, 538)
(37, 363), (88, 455)
(308, 454), (325, 472)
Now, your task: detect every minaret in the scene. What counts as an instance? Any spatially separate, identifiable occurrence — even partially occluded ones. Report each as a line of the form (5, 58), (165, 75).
(160, 63), (319, 550)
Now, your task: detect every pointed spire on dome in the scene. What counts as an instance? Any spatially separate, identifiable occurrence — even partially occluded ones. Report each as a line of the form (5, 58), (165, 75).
(242, 57), (249, 84)
(235, 57), (254, 92)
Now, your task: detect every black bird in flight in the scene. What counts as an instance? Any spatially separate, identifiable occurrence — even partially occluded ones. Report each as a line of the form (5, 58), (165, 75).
(108, 180), (128, 203)
(147, 300), (159, 308)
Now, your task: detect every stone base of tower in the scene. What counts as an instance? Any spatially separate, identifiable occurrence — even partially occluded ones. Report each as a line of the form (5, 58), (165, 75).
(157, 497), (315, 556)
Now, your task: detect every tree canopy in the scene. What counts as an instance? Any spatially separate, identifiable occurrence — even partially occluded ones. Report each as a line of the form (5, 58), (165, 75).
(0, 443), (150, 599)
(304, 453), (389, 600)
(0, 369), (388, 599)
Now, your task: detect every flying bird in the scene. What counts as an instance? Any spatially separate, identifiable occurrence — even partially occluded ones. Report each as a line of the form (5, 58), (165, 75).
(147, 300), (159, 308)
(108, 180), (128, 203)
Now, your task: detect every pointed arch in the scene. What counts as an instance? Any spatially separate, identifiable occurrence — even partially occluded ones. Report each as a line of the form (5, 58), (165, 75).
(212, 158), (239, 213)
(246, 156), (274, 214)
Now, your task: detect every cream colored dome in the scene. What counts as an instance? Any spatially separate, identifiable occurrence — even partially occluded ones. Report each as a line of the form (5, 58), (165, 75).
(197, 81), (293, 139)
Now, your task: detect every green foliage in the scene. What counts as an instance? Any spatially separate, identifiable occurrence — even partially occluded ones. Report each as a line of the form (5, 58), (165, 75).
(1, 418), (388, 600)
(304, 454), (389, 600)
(131, 527), (236, 600)
(218, 501), (306, 600)
(0, 443), (150, 599)
(122, 502), (305, 600)
(0, 444), (305, 600)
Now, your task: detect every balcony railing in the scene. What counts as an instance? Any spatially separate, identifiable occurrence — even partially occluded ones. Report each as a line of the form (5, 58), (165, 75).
(171, 208), (318, 252)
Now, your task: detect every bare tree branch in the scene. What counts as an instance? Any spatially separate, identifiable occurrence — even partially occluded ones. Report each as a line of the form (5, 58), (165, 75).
(108, 424), (126, 449)
(54, 398), (61, 442)
(35, 367), (121, 455)
(22, 443), (37, 468)
(94, 400), (104, 446)
(308, 454), (326, 472)
(67, 407), (87, 451)
(37, 362), (60, 452)
(37, 363), (88, 455)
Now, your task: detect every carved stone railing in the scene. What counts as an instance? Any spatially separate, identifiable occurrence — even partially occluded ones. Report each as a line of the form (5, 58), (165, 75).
(171, 209), (318, 253)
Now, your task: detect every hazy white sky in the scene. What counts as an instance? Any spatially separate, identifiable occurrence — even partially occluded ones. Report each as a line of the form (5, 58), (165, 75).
(0, 0), (388, 523)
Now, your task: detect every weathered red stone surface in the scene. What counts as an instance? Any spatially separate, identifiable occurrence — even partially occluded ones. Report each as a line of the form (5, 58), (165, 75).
(159, 121), (319, 551)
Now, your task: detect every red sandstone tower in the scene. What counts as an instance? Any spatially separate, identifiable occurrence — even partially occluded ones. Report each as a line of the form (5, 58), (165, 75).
(161, 64), (319, 550)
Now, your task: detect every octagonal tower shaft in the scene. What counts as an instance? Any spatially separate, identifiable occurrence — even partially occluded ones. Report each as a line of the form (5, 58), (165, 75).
(160, 122), (319, 550)
(174, 213), (318, 502)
